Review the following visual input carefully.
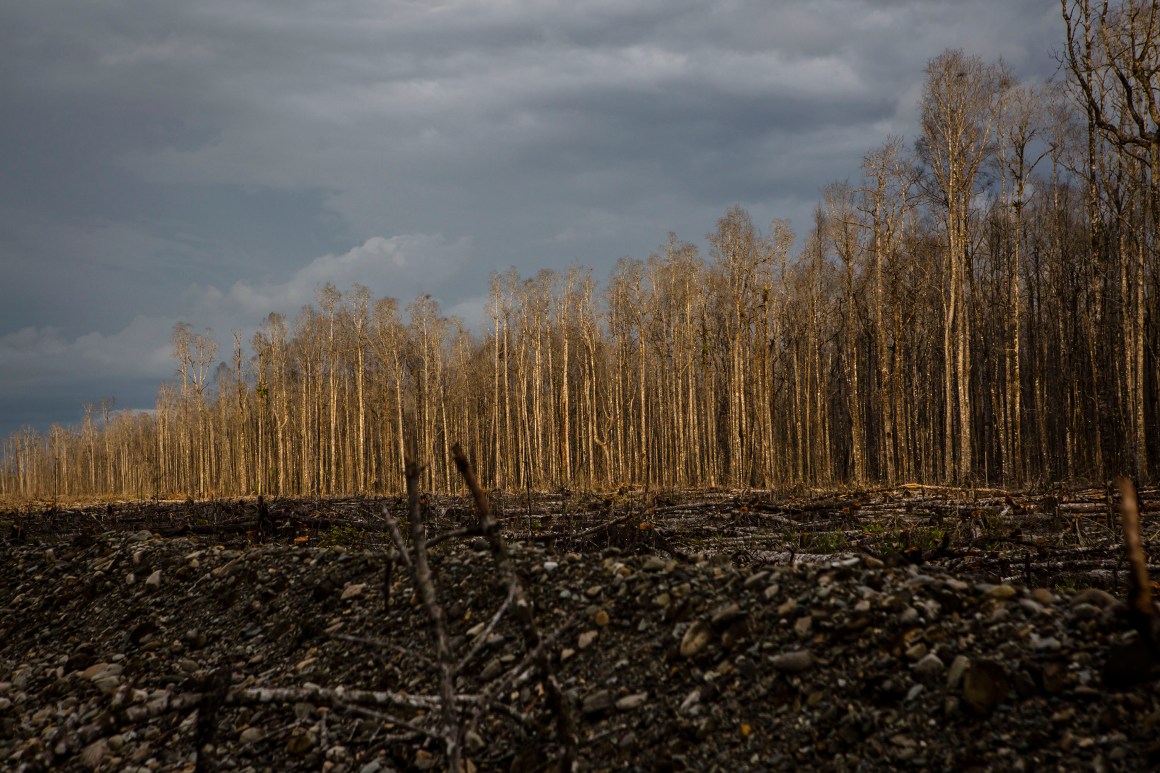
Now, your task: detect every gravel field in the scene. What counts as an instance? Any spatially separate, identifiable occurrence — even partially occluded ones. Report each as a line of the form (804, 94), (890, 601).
(3, 490), (1160, 771)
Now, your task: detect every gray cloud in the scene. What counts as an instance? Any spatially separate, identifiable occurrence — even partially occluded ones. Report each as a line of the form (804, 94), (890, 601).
(0, 0), (1062, 437)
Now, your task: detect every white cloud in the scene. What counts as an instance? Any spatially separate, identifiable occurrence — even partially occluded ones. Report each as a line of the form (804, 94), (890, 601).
(0, 316), (176, 390)
(194, 233), (473, 322)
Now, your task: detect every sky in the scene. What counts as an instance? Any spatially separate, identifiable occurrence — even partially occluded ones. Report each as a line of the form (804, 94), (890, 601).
(0, 0), (1063, 439)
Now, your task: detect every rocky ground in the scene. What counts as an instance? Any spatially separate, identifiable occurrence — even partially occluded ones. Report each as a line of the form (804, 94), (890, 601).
(3, 488), (1160, 771)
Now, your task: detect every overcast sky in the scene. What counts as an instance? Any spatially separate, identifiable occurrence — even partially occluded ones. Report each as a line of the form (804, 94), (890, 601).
(0, 0), (1062, 438)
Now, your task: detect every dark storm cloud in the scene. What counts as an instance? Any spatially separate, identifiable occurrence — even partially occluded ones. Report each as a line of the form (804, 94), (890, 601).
(0, 0), (1061, 438)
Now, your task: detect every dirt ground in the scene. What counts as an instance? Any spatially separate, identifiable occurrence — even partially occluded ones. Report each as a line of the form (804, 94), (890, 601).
(3, 485), (1160, 771)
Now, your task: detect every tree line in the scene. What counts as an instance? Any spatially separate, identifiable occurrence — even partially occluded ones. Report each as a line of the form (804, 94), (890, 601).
(2, 2), (1157, 499)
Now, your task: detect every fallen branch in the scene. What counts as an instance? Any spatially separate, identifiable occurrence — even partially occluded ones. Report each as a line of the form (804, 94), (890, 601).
(1103, 477), (1160, 688)
(405, 457), (462, 771)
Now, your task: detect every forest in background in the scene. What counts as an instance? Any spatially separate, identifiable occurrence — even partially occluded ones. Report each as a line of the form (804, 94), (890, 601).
(2, 1), (1158, 499)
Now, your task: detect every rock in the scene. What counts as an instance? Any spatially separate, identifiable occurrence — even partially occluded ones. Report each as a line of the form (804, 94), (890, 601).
(947, 655), (970, 689)
(962, 660), (1010, 716)
(642, 556), (668, 571)
(582, 689), (616, 716)
(616, 692), (648, 711)
(1070, 588), (1117, 609)
(594, 609), (610, 627)
(129, 530), (153, 542)
(912, 653), (945, 683)
(578, 630), (598, 650)
(585, 585), (604, 598)
(770, 650), (815, 673)
(710, 602), (743, 626)
(359, 762), (382, 773)
(793, 615), (813, 637)
(1031, 634), (1061, 651)
(1031, 587), (1056, 605)
(144, 570), (161, 590)
(542, 561), (559, 573)
(80, 662), (110, 680)
(986, 584), (1018, 600)
(743, 571), (770, 589)
(905, 642), (928, 661)
(341, 583), (366, 601)
(93, 675), (120, 694)
(286, 728), (316, 755)
(79, 738), (107, 769)
(680, 621), (712, 658)
(239, 727), (265, 744)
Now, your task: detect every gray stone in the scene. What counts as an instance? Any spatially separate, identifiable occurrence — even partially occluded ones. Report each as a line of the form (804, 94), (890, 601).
(770, 650), (815, 673)
(616, 692), (648, 711)
(642, 556), (668, 572)
(582, 689), (616, 716)
(239, 727), (265, 744)
(912, 653), (945, 682)
(710, 602), (743, 626)
(947, 655), (970, 689)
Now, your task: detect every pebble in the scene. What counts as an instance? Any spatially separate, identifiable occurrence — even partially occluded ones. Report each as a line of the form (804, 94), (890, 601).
(594, 609), (610, 627)
(578, 630), (598, 650)
(962, 660), (1009, 716)
(905, 642), (928, 661)
(616, 693), (648, 711)
(145, 570), (161, 590)
(947, 655), (970, 689)
(1070, 588), (1117, 609)
(680, 621), (712, 658)
(1031, 588), (1056, 605)
(710, 602), (743, 626)
(986, 584), (1018, 600)
(79, 739), (108, 768)
(743, 571), (770, 589)
(912, 653), (945, 682)
(642, 556), (668, 572)
(239, 727), (265, 744)
(80, 662), (110, 680)
(582, 690), (616, 715)
(769, 650), (815, 673)
(286, 728), (316, 755)
(340, 583), (366, 600)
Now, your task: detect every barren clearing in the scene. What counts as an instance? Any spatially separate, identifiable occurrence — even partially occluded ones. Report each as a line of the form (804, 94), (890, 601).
(3, 485), (1160, 771)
